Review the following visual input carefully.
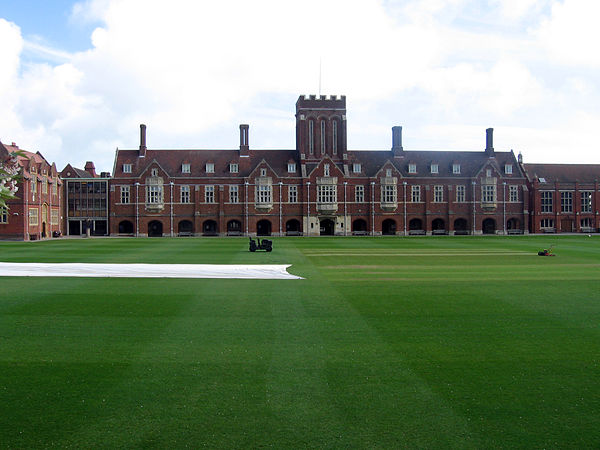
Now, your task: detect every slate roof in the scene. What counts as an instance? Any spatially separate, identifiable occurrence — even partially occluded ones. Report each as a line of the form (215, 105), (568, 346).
(523, 164), (600, 184)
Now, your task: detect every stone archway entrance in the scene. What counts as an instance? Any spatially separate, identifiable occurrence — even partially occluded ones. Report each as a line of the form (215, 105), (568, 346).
(320, 218), (335, 236)
(148, 220), (163, 237)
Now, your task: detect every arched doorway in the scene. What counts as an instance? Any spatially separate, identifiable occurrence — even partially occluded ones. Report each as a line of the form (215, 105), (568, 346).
(119, 220), (134, 234)
(320, 218), (335, 236)
(352, 219), (367, 235)
(482, 218), (496, 235)
(227, 219), (242, 235)
(257, 219), (272, 236)
(285, 219), (302, 235)
(203, 220), (218, 236)
(382, 219), (396, 235)
(507, 218), (519, 231)
(454, 218), (468, 235)
(41, 204), (48, 238)
(409, 218), (423, 231)
(148, 220), (163, 237)
(178, 220), (194, 236)
(432, 218), (446, 233)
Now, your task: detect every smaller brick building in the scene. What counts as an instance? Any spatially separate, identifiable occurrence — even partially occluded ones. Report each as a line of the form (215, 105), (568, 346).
(0, 141), (62, 240)
(524, 163), (600, 233)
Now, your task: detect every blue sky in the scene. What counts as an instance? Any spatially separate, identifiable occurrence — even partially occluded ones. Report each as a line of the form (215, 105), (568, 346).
(1, 0), (599, 172)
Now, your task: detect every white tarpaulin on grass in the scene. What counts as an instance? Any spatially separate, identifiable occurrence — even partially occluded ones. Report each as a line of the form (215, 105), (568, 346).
(0, 262), (303, 280)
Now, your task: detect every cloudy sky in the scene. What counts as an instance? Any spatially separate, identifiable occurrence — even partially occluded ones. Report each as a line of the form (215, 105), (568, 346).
(1, 0), (599, 172)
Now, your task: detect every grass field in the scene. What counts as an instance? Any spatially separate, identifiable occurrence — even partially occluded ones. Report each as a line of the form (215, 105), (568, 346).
(1, 235), (599, 448)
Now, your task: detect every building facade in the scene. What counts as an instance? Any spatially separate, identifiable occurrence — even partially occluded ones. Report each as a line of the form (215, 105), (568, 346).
(0, 141), (62, 240)
(109, 95), (529, 237)
(61, 162), (110, 236)
(524, 163), (600, 234)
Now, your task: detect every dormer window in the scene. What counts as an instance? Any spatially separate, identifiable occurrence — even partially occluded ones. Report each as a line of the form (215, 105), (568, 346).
(324, 164), (330, 177)
(505, 164), (513, 174)
(229, 163), (238, 173)
(123, 164), (132, 173)
(260, 168), (267, 177)
(452, 163), (460, 174)
(431, 164), (439, 174)
(408, 163), (416, 174)
(352, 163), (361, 173)
(206, 163), (215, 173)
(182, 163), (191, 173)
(287, 163), (296, 173)
(386, 168), (392, 177)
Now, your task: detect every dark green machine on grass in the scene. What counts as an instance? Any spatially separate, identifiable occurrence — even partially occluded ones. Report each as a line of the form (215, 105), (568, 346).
(249, 237), (272, 252)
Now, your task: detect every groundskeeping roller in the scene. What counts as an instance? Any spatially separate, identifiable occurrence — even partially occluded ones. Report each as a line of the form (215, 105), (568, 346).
(0, 262), (303, 280)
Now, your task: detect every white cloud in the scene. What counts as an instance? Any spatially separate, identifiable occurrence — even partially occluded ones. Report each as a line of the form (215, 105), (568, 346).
(1, 0), (600, 170)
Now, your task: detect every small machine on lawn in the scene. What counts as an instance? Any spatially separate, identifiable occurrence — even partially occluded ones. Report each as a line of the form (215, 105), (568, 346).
(538, 245), (555, 256)
(249, 237), (272, 252)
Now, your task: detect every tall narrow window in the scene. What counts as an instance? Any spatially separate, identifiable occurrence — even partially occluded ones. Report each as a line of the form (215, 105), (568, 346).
(180, 185), (190, 203)
(308, 120), (314, 155)
(320, 121), (326, 155)
(288, 185), (298, 203)
(561, 191), (572, 212)
(482, 185), (496, 203)
(541, 191), (553, 213)
(453, 164), (461, 174)
(332, 121), (338, 155)
(29, 208), (39, 226)
(434, 185), (443, 202)
(324, 164), (330, 177)
(456, 185), (465, 203)
(382, 185), (396, 203)
(229, 185), (239, 203)
(581, 191), (592, 213)
(205, 185), (215, 203)
(120, 186), (130, 204)
(509, 185), (519, 202)
(355, 185), (364, 203)
(411, 185), (421, 202)
(0, 207), (8, 224)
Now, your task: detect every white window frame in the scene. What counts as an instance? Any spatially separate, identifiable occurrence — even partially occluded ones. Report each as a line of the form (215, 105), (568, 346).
(353, 163), (361, 173)
(229, 185), (239, 203)
(317, 184), (336, 204)
(355, 185), (364, 203)
(456, 185), (465, 203)
(205, 163), (215, 174)
(434, 185), (443, 203)
(509, 185), (519, 202)
(482, 184), (496, 203)
(180, 185), (190, 203)
(123, 164), (132, 173)
(260, 168), (267, 177)
(381, 184), (396, 203)
(50, 209), (59, 225)
(0, 207), (8, 224)
(411, 185), (421, 203)
(430, 164), (439, 174)
(324, 164), (330, 177)
(453, 164), (460, 174)
(386, 168), (392, 177)
(146, 185), (163, 205)
(561, 191), (573, 213)
(408, 163), (417, 174)
(182, 163), (191, 173)
(581, 191), (592, 213)
(581, 217), (593, 229)
(288, 185), (297, 203)
(505, 164), (513, 174)
(29, 207), (39, 226)
(287, 163), (296, 173)
(120, 185), (130, 204)
(205, 185), (215, 203)
(256, 184), (272, 204)
(229, 163), (238, 173)
(540, 218), (554, 229)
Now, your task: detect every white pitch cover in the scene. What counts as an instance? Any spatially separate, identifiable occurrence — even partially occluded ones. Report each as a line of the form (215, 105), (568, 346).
(0, 262), (303, 280)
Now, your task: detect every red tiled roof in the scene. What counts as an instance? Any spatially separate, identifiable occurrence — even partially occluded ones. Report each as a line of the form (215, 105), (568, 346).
(524, 163), (600, 184)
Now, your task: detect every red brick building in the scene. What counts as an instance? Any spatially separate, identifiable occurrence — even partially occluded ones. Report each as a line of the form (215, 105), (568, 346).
(0, 141), (62, 240)
(524, 163), (600, 233)
(110, 95), (528, 237)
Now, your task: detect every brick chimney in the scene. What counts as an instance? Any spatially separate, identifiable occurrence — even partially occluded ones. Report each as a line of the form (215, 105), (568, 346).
(392, 126), (404, 157)
(139, 124), (147, 157)
(239, 124), (249, 157)
(84, 161), (97, 177)
(485, 128), (494, 156)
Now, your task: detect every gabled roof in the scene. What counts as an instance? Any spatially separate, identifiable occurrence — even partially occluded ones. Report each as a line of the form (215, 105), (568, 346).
(523, 163), (600, 184)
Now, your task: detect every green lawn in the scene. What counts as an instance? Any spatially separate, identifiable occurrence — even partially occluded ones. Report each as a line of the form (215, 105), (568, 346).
(1, 236), (599, 448)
